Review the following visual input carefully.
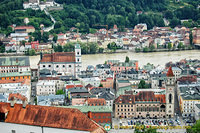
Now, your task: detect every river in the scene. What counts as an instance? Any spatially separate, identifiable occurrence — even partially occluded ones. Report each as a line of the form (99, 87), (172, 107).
(29, 50), (200, 69)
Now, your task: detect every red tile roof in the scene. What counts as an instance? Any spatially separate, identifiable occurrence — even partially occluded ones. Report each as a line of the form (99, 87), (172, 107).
(115, 91), (166, 104)
(40, 52), (75, 63)
(166, 66), (174, 77)
(177, 75), (197, 83)
(8, 93), (27, 101)
(66, 85), (83, 89)
(15, 26), (35, 30)
(0, 79), (30, 86)
(0, 103), (105, 132)
(87, 98), (106, 106)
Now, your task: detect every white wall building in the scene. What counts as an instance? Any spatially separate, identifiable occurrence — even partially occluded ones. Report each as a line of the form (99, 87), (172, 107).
(36, 80), (56, 96)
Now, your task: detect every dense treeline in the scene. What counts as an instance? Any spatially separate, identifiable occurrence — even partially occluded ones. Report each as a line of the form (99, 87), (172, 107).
(50, 0), (166, 33)
(0, 0), (52, 35)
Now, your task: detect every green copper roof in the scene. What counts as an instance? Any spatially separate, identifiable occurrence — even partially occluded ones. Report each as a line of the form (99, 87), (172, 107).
(60, 106), (113, 113)
(0, 57), (30, 66)
(75, 44), (80, 49)
(0, 72), (31, 77)
(196, 104), (200, 109)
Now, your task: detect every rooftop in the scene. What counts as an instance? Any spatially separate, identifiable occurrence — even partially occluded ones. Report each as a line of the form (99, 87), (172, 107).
(62, 106), (112, 113)
(179, 86), (200, 100)
(40, 52), (76, 63)
(196, 104), (200, 109)
(0, 56), (30, 66)
(0, 103), (105, 132)
(0, 72), (31, 78)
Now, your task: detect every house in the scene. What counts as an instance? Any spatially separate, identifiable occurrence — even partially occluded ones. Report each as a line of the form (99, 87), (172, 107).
(36, 80), (56, 96)
(195, 104), (200, 120)
(79, 77), (101, 87)
(67, 87), (90, 99)
(0, 79), (31, 102)
(114, 91), (166, 118)
(0, 57), (31, 80)
(134, 23), (147, 31)
(37, 94), (65, 106)
(172, 67), (182, 80)
(39, 44), (81, 77)
(10, 33), (29, 42)
(15, 26), (35, 33)
(90, 87), (115, 107)
(101, 77), (114, 88)
(177, 85), (200, 117)
(107, 60), (139, 74)
(65, 106), (112, 125)
(87, 98), (106, 106)
(193, 28), (200, 44)
(0, 102), (106, 133)
(23, 0), (39, 10)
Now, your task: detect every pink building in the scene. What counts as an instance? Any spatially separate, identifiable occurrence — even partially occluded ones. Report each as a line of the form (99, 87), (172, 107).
(101, 77), (114, 88)
(31, 41), (39, 49)
(72, 98), (86, 106)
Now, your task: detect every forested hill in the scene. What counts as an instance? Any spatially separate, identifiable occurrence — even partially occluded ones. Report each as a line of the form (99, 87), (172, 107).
(55, 0), (167, 11)
(51, 0), (167, 33)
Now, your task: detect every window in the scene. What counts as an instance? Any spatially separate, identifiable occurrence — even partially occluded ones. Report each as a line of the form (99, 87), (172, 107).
(43, 65), (45, 68)
(49, 65), (51, 67)
(77, 59), (79, 62)
(69, 65), (71, 68)
(63, 65), (65, 67)
(11, 130), (16, 133)
(56, 65), (59, 68)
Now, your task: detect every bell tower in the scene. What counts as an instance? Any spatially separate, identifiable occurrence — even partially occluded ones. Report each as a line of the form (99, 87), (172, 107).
(75, 44), (81, 77)
(165, 66), (175, 118)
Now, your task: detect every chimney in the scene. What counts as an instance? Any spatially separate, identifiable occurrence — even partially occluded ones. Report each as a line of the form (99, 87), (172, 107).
(22, 100), (28, 108)
(88, 111), (92, 119)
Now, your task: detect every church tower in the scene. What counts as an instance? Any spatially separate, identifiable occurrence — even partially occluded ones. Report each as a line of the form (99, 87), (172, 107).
(165, 66), (175, 118)
(75, 44), (81, 77)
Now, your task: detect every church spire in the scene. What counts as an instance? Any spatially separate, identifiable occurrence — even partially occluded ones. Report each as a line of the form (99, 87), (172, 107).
(166, 66), (174, 77)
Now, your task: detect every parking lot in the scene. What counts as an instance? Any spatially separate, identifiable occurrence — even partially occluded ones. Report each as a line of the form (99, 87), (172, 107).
(112, 117), (188, 128)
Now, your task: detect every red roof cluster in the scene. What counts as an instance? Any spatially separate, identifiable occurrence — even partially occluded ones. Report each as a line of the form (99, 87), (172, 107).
(0, 103), (105, 132)
(40, 52), (75, 63)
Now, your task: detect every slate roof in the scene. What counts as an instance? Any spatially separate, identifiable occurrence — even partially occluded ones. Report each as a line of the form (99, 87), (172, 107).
(0, 103), (105, 132)
(179, 86), (200, 100)
(0, 57), (30, 66)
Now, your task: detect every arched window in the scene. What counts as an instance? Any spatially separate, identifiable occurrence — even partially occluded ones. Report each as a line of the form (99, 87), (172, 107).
(169, 94), (172, 103)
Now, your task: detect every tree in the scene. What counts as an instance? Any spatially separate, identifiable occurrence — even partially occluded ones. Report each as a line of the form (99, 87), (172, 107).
(143, 47), (149, 52)
(56, 89), (65, 95)
(98, 47), (104, 53)
(138, 80), (146, 89)
(135, 48), (141, 52)
(125, 56), (129, 63)
(99, 84), (103, 87)
(149, 45), (155, 52)
(53, 34), (58, 43)
(28, 36), (32, 42)
(189, 32), (193, 46)
(0, 41), (5, 53)
(187, 120), (200, 133)
(29, 49), (36, 56)
(169, 17), (181, 28)
(168, 43), (172, 50)
(177, 42), (184, 50)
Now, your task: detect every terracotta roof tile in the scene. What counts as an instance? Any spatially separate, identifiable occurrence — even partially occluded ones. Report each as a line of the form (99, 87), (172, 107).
(115, 91), (166, 104)
(0, 103), (105, 132)
(8, 93), (27, 101)
(15, 26), (35, 30)
(66, 85), (83, 89)
(87, 98), (106, 106)
(40, 52), (75, 63)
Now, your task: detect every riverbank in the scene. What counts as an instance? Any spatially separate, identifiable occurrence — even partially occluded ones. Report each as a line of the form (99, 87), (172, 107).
(135, 48), (197, 53)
